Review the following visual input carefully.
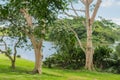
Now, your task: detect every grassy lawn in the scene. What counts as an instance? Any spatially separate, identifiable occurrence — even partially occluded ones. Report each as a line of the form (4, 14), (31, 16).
(0, 54), (120, 80)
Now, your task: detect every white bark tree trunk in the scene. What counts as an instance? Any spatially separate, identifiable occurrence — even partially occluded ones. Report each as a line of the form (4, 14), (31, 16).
(85, 24), (94, 70)
(81, 0), (102, 70)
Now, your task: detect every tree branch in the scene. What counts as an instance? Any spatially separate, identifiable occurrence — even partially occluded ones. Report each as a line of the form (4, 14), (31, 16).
(88, 0), (93, 5)
(85, 0), (90, 27)
(0, 49), (13, 62)
(80, 0), (86, 4)
(60, 20), (85, 53)
(63, 12), (76, 18)
(20, 8), (33, 28)
(80, 0), (93, 5)
(90, 0), (102, 25)
(0, 37), (13, 61)
(69, 27), (85, 53)
(20, 8), (37, 48)
(70, 2), (79, 17)
(68, 8), (85, 12)
(0, 35), (7, 50)
(0, 49), (7, 54)
(13, 38), (21, 61)
(38, 39), (43, 49)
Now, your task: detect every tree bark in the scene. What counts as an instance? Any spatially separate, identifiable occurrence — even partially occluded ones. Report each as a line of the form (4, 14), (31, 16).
(20, 8), (44, 74)
(11, 38), (20, 69)
(85, 24), (94, 70)
(84, 0), (101, 71)
(84, 0), (93, 70)
(11, 60), (15, 69)
(33, 48), (43, 74)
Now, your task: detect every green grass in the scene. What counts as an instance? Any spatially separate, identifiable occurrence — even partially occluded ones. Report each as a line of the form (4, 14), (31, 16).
(0, 54), (120, 80)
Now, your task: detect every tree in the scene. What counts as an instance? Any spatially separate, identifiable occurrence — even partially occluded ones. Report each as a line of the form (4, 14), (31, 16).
(0, 27), (24, 69)
(0, 0), (67, 74)
(0, 3), (28, 69)
(64, 0), (102, 70)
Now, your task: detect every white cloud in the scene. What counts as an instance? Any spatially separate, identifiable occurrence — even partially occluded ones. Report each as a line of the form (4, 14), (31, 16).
(101, 0), (120, 8)
(111, 18), (120, 25)
(101, 0), (114, 7)
(96, 17), (120, 25)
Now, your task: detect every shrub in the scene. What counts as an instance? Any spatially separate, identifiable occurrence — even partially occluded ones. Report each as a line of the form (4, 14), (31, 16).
(94, 46), (113, 69)
(94, 46), (120, 73)
(17, 55), (21, 58)
(43, 47), (85, 69)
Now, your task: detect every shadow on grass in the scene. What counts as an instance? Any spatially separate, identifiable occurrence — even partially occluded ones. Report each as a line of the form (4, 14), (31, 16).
(0, 64), (32, 75)
(0, 64), (63, 78)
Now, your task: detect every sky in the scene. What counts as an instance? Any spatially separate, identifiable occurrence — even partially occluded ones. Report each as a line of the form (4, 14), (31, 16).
(59, 0), (120, 25)
(98, 0), (120, 25)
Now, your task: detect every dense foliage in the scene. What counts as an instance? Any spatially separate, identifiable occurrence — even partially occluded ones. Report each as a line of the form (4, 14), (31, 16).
(94, 46), (112, 69)
(44, 45), (120, 73)
(44, 47), (85, 69)
(44, 18), (120, 73)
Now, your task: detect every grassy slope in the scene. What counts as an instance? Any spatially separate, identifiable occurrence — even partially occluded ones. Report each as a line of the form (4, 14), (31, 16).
(0, 54), (120, 80)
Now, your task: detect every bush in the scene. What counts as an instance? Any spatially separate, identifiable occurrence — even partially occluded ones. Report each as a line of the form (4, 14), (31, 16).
(106, 56), (120, 73)
(43, 47), (85, 69)
(94, 46), (113, 69)
(17, 55), (21, 58)
(44, 45), (120, 74)
(94, 46), (120, 73)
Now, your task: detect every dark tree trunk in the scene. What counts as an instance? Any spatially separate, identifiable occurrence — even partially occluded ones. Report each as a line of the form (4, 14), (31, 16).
(11, 60), (15, 69)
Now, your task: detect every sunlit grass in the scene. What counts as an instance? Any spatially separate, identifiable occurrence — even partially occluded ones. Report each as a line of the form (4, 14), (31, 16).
(0, 54), (120, 80)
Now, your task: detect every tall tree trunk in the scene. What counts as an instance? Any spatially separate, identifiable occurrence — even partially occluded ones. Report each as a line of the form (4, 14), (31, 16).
(85, 24), (94, 70)
(84, 0), (94, 70)
(84, 0), (101, 70)
(33, 47), (43, 74)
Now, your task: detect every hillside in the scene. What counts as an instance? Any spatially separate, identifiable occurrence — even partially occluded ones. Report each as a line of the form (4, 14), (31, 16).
(0, 54), (120, 80)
